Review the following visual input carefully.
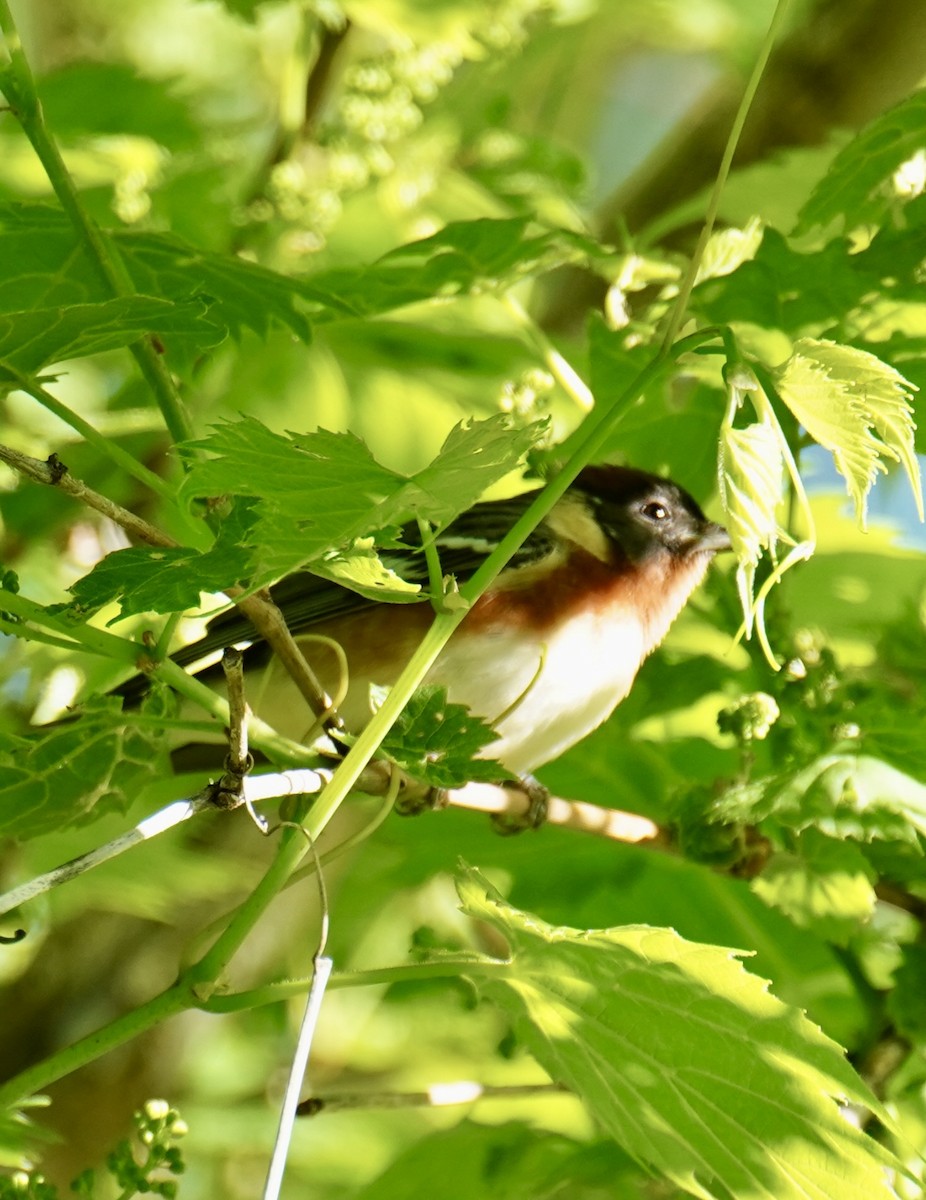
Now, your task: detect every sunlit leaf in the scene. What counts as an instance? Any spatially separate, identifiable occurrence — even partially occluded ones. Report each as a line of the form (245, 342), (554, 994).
(712, 753), (926, 846)
(751, 830), (877, 945)
(796, 89), (926, 233)
(694, 216), (764, 284)
(179, 414), (545, 582)
(458, 867), (895, 1200)
(312, 539), (422, 603)
(398, 414), (548, 526)
(718, 418), (785, 627)
(774, 338), (922, 525)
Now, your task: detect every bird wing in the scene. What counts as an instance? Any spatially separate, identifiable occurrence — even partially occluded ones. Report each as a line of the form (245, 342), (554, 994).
(162, 490), (552, 675)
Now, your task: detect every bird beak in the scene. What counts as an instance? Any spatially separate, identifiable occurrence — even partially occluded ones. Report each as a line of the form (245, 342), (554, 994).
(699, 521), (733, 553)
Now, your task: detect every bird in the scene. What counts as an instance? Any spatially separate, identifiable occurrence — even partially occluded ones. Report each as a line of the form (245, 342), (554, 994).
(146, 465), (731, 796)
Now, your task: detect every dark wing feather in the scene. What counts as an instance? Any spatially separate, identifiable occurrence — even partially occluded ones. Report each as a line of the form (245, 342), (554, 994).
(117, 488), (550, 700)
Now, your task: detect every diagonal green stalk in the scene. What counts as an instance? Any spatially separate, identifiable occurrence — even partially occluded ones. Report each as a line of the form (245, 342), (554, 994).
(0, 983), (192, 1110)
(0, 589), (143, 663)
(660, 0), (794, 350)
(6, 371), (177, 504)
(203, 957), (513, 1013)
(182, 816), (313, 996)
(0, 0), (196, 449)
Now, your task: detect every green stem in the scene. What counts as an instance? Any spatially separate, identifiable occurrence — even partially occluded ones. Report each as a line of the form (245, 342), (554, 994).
(416, 516), (448, 609)
(10, 374), (177, 504)
(182, 815), (312, 995)
(155, 658), (323, 766)
(0, 0), (196, 449)
(0, 615), (101, 653)
(659, 0), (793, 350)
(0, 588), (326, 763)
(0, 590), (141, 662)
(202, 956), (510, 1012)
(0, 981), (191, 1109)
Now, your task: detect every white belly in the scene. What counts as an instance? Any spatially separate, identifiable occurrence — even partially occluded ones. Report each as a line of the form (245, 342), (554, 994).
(427, 605), (645, 775)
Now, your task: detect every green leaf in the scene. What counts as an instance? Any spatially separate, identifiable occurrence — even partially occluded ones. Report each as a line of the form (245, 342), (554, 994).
(117, 229), (314, 341)
(751, 830), (877, 945)
(692, 227), (861, 330)
(0, 296), (219, 377)
(378, 685), (504, 787)
(774, 338), (922, 524)
(886, 945), (926, 1041)
(796, 89), (926, 233)
(67, 503), (256, 618)
(180, 415), (545, 583)
(354, 1121), (638, 1200)
(718, 417), (785, 624)
(694, 216), (764, 284)
(693, 203), (926, 335)
(0, 696), (171, 839)
(180, 420), (404, 581)
(215, 0), (269, 20)
(716, 754), (926, 846)
(398, 413), (548, 527)
(458, 867), (895, 1200)
(584, 320), (720, 498)
(302, 217), (607, 319)
(311, 539), (422, 603)
(0, 203), (313, 345)
(37, 63), (201, 148)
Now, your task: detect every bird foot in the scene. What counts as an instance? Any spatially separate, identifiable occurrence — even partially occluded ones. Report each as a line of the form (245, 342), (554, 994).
(490, 775), (549, 835)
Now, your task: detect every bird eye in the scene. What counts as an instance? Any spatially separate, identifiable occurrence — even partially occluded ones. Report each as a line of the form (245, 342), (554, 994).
(641, 501), (669, 521)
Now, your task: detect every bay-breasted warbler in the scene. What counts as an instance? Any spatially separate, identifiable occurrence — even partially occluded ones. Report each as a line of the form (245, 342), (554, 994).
(157, 465), (731, 779)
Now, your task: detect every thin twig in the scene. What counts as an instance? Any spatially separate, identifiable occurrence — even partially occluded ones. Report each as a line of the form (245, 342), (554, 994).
(0, 445), (178, 548)
(0, 796), (214, 917)
(228, 592), (344, 734)
(0, 0), (196, 448)
(222, 646), (250, 775)
(0, 766), (661, 919)
(298, 1080), (570, 1116)
(206, 647), (259, 816)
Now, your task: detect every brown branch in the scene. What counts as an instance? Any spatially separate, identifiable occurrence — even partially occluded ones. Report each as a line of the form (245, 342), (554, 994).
(0, 445), (176, 548)
(446, 780), (663, 844)
(235, 17), (351, 230)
